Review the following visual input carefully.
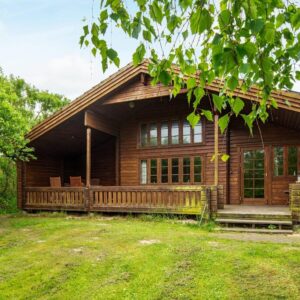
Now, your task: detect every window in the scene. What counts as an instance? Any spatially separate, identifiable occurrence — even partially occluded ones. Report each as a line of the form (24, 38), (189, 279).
(171, 158), (179, 183)
(161, 159), (168, 183)
(140, 156), (203, 185)
(149, 123), (158, 146)
(150, 159), (157, 183)
(274, 147), (284, 176)
(140, 160), (147, 184)
(183, 157), (191, 182)
(161, 122), (169, 145)
(194, 122), (202, 143)
(194, 157), (202, 183)
(140, 124), (147, 147)
(288, 146), (297, 176)
(273, 146), (298, 177)
(171, 121), (179, 144)
(140, 119), (203, 147)
(183, 121), (191, 144)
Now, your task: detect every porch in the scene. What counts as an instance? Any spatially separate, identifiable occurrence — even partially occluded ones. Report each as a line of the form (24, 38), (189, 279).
(23, 185), (219, 215)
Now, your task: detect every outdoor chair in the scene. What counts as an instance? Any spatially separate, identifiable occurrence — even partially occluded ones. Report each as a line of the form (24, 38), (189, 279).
(70, 176), (83, 187)
(50, 177), (62, 187)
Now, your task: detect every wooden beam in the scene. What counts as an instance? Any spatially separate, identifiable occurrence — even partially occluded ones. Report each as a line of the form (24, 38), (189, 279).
(84, 110), (119, 136)
(214, 113), (219, 186)
(115, 136), (120, 185)
(86, 127), (91, 188)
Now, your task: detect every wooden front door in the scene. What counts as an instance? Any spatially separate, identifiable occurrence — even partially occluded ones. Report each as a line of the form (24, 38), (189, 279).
(242, 148), (266, 205)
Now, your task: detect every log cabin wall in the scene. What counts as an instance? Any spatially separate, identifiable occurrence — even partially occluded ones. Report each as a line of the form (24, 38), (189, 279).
(229, 120), (300, 205)
(25, 156), (63, 187)
(90, 137), (116, 185)
(118, 97), (227, 201)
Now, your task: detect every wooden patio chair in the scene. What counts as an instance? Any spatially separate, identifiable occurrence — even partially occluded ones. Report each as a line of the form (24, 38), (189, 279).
(70, 176), (83, 187)
(50, 177), (62, 187)
(91, 178), (100, 186)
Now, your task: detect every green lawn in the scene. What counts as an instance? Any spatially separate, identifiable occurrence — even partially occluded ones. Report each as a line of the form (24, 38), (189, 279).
(0, 214), (299, 300)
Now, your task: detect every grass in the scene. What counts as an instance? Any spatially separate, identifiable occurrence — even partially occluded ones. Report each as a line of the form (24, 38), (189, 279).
(0, 214), (299, 300)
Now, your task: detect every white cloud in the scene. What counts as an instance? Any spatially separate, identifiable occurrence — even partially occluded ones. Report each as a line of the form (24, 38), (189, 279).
(29, 54), (103, 99)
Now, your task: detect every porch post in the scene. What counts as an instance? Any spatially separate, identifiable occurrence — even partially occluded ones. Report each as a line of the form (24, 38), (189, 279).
(214, 112), (219, 186)
(86, 127), (91, 188)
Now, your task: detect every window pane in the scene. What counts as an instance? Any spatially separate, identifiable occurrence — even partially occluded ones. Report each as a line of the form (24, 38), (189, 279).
(150, 159), (157, 183)
(172, 158), (179, 183)
(194, 122), (202, 143)
(149, 123), (157, 146)
(161, 159), (168, 183)
(140, 124), (147, 147)
(288, 146), (297, 176)
(161, 122), (169, 145)
(183, 157), (190, 183)
(140, 160), (147, 184)
(194, 156), (202, 183)
(183, 121), (191, 144)
(274, 147), (284, 176)
(171, 121), (179, 144)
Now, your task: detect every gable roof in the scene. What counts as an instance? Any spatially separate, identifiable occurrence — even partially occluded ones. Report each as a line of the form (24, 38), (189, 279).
(27, 60), (300, 141)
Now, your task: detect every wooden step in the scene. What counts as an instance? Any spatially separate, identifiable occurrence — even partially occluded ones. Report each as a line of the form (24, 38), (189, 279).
(216, 227), (293, 234)
(216, 213), (292, 221)
(216, 218), (293, 225)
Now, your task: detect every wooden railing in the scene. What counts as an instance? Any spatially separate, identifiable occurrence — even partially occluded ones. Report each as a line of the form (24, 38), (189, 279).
(90, 186), (209, 214)
(24, 185), (212, 214)
(25, 187), (86, 210)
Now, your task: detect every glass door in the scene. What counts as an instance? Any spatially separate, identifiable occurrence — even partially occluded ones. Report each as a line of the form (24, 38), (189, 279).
(242, 149), (265, 203)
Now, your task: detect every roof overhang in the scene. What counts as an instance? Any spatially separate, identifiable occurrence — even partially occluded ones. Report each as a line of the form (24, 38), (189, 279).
(27, 60), (300, 142)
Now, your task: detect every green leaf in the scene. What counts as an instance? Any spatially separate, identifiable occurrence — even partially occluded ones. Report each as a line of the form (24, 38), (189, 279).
(107, 48), (120, 68)
(241, 114), (254, 133)
(193, 87), (204, 109)
(263, 23), (275, 44)
(91, 48), (97, 57)
(227, 76), (238, 90)
(132, 44), (146, 66)
(218, 9), (231, 30)
(149, 1), (163, 24)
(218, 114), (229, 134)
(296, 71), (300, 80)
(83, 25), (89, 36)
(250, 19), (264, 34)
(212, 94), (224, 113)
(221, 154), (230, 162)
(190, 8), (212, 34)
(201, 109), (213, 121)
(143, 30), (152, 42)
(230, 97), (244, 116)
(159, 70), (172, 85)
(186, 78), (196, 90)
(187, 111), (200, 129)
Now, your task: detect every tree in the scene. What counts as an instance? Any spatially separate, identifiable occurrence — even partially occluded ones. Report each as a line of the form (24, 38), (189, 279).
(0, 70), (69, 162)
(80, 0), (300, 133)
(0, 70), (69, 211)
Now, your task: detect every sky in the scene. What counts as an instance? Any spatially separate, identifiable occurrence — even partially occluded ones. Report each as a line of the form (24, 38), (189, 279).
(0, 0), (299, 100)
(0, 0), (139, 99)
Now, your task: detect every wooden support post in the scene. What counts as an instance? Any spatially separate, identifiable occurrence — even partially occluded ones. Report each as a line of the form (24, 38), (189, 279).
(86, 127), (91, 188)
(115, 135), (120, 185)
(214, 113), (219, 186)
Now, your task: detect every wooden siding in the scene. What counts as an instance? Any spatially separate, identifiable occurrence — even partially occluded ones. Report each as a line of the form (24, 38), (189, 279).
(229, 120), (300, 205)
(118, 98), (227, 202)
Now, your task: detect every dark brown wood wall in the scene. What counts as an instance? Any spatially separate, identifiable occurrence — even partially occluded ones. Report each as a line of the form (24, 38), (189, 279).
(25, 156), (63, 187)
(119, 98), (227, 196)
(229, 120), (300, 205)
